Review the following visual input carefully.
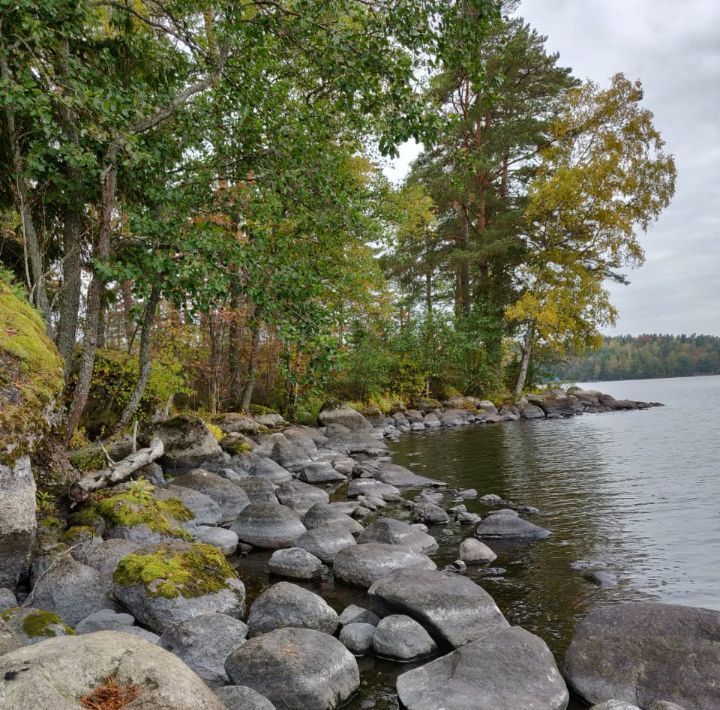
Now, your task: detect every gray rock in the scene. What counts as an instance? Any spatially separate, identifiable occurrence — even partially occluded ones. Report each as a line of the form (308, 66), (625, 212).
(479, 493), (505, 504)
(121, 625), (160, 643)
(113, 541), (245, 634)
(159, 612), (248, 685)
(590, 702), (642, 710)
(192, 525), (239, 555)
(1, 606), (75, 645)
(275, 480), (329, 516)
(75, 608), (135, 634)
(78, 538), (142, 578)
(295, 521), (356, 563)
(255, 412), (285, 427)
(155, 414), (224, 471)
(234, 476), (278, 504)
(333, 543), (436, 589)
(340, 622), (376, 655)
(268, 547), (327, 580)
(583, 570), (618, 587)
(30, 555), (115, 626)
(0, 456), (36, 589)
(459, 538), (497, 564)
(250, 456), (293, 483)
(457, 511), (482, 525)
(338, 604), (380, 627)
(376, 463), (444, 488)
(347, 478), (401, 501)
(214, 413), (267, 436)
(397, 626), (569, 710)
(564, 602), (720, 709)
(172, 469), (250, 523)
(458, 488), (478, 498)
(225, 627), (360, 709)
(323, 429), (388, 457)
(232, 502), (307, 548)
(476, 509), (550, 539)
(283, 427), (319, 456)
(215, 685), (276, 710)
(646, 703), (687, 710)
(0, 619), (22, 656)
(0, 587), (17, 611)
(318, 405), (373, 431)
(298, 461), (346, 483)
(304, 503), (364, 535)
(368, 568), (508, 648)
(412, 501), (450, 525)
(373, 614), (437, 661)
(424, 412), (441, 427)
(247, 581), (339, 636)
(270, 434), (309, 471)
(359, 517), (437, 554)
(154, 484), (223, 526)
(520, 403), (546, 419)
(0, 630), (224, 709)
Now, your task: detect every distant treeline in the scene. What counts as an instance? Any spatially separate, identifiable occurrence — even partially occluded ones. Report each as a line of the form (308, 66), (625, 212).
(547, 334), (720, 381)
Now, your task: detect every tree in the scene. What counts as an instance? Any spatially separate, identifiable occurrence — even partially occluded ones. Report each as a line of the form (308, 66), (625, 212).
(508, 73), (676, 396)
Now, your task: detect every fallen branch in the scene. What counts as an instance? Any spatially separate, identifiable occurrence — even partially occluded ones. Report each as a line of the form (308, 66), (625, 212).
(70, 437), (164, 501)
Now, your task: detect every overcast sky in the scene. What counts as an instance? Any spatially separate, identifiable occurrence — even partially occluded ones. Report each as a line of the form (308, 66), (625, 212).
(384, 0), (720, 336)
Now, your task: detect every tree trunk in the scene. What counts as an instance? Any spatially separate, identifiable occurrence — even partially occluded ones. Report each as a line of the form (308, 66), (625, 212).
(121, 280), (135, 350)
(0, 51), (49, 322)
(457, 204), (471, 317)
(228, 287), (243, 408)
(514, 323), (535, 399)
(240, 315), (262, 412)
(115, 285), (160, 433)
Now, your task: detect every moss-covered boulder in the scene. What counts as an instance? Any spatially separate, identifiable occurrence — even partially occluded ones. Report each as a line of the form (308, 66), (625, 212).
(0, 279), (63, 589)
(1, 606), (75, 645)
(112, 541), (245, 633)
(153, 414), (223, 471)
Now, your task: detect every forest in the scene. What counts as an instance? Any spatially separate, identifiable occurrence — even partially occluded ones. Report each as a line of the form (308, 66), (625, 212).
(547, 334), (720, 382)
(0, 0), (677, 442)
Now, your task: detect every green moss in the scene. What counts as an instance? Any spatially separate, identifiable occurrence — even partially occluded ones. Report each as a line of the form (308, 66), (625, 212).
(39, 515), (65, 530)
(113, 543), (238, 598)
(249, 404), (278, 416)
(0, 281), (63, 465)
(68, 446), (108, 473)
(21, 610), (75, 638)
(68, 508), (106, 534)
(61, 525), (97, 544)
(91, 489), (193, 540)
(220, 436), (253, 455)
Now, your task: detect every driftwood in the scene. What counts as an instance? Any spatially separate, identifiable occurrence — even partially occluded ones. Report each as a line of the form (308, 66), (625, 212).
(70, 437), (164, 501)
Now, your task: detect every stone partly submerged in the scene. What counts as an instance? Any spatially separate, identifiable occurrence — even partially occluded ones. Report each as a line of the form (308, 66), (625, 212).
(475, 508), (551, 540)
(564, 601), (720, 709)
(225, 627), (360, 710)
(396, 626), (569, 710)
(232, 502), (307, 548)
(368, 568), (508, 648)
(0, 630), (224, 709)
(333, 543), (436, 589)
(358, 517), (437, 554)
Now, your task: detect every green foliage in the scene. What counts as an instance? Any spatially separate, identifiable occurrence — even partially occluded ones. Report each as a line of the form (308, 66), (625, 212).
(113, 543), (238, 598)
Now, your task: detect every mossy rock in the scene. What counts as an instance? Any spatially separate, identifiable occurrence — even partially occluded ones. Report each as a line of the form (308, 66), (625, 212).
(0, 280), (63, 466)
(113, 542), (239, 599)
(67, 509), (106, 536)
(1, 606), (75, 644)
(61, 525), (98, 545)
(249, 404), (279, 416)
(219, 433), (253, 456)
(88, 487), (194, 541)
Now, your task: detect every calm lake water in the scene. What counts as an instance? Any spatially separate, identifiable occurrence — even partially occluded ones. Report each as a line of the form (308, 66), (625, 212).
(236, 375), (720, 709)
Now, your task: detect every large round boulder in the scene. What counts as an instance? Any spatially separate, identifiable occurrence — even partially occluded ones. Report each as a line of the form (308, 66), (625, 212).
(1, 606), (75, 645)
(225, 627), (359, 710)
(303, 503), (363, 535)
(295, 522), (356, 563)
(154, 484), (222, 526)
(333, 543), (436, 589)
(232, 502), (306, 548)
(359, 517), (437, 554)
(112, 541), (245, 633)
(0, 630), (224, 709)
(318, 404), (373, 431)
(275, 480), (329, 516)
(564, 602), (720, 709)
(397, 626), (569, 710)
(372, 614), (437, 661)
(247, 581), (339, 637)
(476, 509), (550, 539)
(268, 547), (327, 580)
(154, 414), (223, 471)
(215, 685), (276, 710)
(172, 469), (250, 523)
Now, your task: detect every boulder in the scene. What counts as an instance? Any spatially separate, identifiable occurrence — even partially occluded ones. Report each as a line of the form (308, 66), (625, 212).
(213, 413), (267, 436)
(75, 609), (134, 634)
(375, 463), (445, 488)
(476, 509), (550, 539)
(295, 522), (356, 563)
(323, 429), (388, 457)
(564, 602), (720, 709)
(396, 626), (569, 710)
(246, 581), (339, 637)
(372, 614), (437, 661)
(159, 612), (248, 685)
(583, 570), (618, 587)
(268, 548), (327, 580)
(30, 555), (115, 626)
(250, 456), (293, 483)
(459, 538), (497, 564)
(234, 476), (278, 504)
(0, 618), (22, 656)
(347, 478), (401, 501)
(590, 703), (642, 710)
(112, 541), (245, 633)
(269, 434), (309, 471)
(339, 622), (376, 655)
(78, 538), (142, 578)
(215, 685), (276, 710)
(359, 517), (437, 554)
(0, 630), (224, 709)
(155, 414), (224, 471)
(192, 525), (238, 555)
(254, 412), (285, 427)
(318, 404), (373, 431)
(520, 403), (546, 419)
(225, 627), (360, 709)
(424, 412), (441, 428)
(338, 604), (380, 627)
(275, 480), (329, 516)
(298, 461), (346, 483)
(1, 606), (75, 644)
(0, 587), (17, 611)
(154, 484), (223, 526)
(282, 427), (319, 456)
(232, 502), (306, 548)
(369, 568), (508, 647)
(412, 500), (450, 525)
(333, 543), (436, 589)
(303, 503), (364, 535)
(172, 469), (250, 523)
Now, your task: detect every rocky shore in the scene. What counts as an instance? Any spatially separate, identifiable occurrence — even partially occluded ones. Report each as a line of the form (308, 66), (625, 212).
(2, 394), (718, 710)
